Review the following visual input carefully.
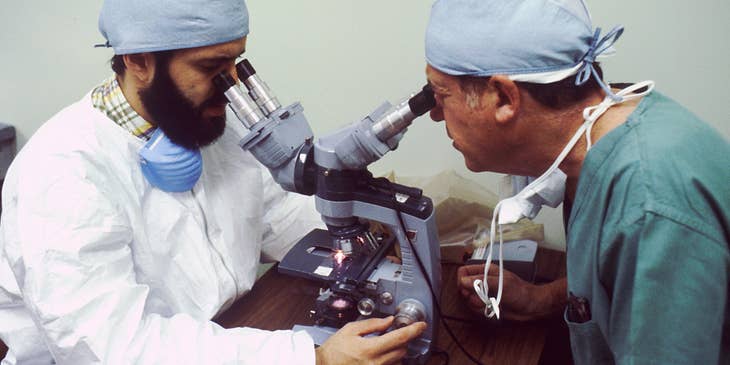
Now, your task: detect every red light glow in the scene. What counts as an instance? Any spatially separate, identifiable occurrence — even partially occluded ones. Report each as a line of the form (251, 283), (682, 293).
(334, 250), (347, 265)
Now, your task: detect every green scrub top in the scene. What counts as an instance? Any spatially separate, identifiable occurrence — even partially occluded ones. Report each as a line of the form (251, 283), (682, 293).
(565, 91), (730, 365)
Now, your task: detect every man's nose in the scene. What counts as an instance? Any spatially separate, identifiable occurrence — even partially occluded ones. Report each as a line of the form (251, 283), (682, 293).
(430, 107), (444, 122)
(227, 63), (239, 82)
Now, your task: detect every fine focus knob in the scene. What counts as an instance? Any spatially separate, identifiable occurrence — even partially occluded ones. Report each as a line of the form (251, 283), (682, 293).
(379, 292), (394, 305)
(357, 298), (376, 316)
(394, 299), (426, 328)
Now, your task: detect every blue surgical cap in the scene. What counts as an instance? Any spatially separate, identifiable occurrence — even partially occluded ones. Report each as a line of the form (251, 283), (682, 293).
(426, 0), (624, 100)
(98, 0), (249, 55)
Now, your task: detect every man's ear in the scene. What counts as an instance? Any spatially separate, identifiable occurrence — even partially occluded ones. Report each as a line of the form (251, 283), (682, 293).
(122, 53), (156, 86)
(488, 75), (520, 124)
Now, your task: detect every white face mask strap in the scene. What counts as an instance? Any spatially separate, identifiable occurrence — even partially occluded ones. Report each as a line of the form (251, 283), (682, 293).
(519, 118), (589, 198)
(148, 128), (165, 150)
(474, 200), (504, 319)
(618, 80), (655, 101)
(582, 98), (615, 150)
(583, 80), (656, 149)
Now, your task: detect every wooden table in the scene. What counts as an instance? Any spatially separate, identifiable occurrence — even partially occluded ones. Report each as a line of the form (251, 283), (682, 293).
(215, 248), (567, 365)
(1, 249), (566, 364)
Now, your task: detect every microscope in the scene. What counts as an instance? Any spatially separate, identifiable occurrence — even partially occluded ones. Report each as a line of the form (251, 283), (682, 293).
(214, 59), (439, 364)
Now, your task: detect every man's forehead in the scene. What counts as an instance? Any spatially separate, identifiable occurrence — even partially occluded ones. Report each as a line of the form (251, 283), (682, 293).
(178, 37), (247, 60)
(426, 65), (454, 90)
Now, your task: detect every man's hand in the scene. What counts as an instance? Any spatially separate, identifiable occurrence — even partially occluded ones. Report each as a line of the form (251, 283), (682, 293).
(457, 264), (567, 321)
(315, 316), (426, 365)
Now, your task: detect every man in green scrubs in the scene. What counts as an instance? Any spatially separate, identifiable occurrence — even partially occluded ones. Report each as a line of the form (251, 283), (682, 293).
(424, 0), (729, 363)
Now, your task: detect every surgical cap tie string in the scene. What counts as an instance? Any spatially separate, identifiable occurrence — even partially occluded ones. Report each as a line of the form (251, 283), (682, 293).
(576, 26), (625, 102)
(94, 41), (112, 48)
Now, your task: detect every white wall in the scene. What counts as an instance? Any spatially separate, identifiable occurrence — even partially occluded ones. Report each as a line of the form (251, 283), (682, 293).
(1, 0), (728, 250)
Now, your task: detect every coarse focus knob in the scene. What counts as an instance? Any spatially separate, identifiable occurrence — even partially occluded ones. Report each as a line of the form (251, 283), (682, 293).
(394, 299), (426, 328)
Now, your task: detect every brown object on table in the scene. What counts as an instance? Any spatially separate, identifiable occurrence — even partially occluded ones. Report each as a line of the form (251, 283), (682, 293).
(215, 247), (566, 365)
(1, 341), (6, 360)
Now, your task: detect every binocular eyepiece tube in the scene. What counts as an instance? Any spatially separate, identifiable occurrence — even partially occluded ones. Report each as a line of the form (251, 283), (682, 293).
(236, 59), (282, 117)
(371, 84), (435, 142)
(213, 58), (284, 128)
(213, 73), (264, 129)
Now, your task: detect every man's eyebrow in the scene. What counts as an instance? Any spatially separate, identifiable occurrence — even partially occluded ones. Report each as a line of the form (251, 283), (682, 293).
(198, 50), (245, 64)
(198, 55), (238, 64)
(428, 80), (449, 93)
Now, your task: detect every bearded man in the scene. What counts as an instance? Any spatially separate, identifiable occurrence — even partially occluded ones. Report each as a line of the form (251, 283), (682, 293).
(0, 0), (424, 363)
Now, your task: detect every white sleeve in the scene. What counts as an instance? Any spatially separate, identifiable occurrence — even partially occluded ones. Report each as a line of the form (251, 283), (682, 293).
(5, 156), (315, 365)
(259, 168), (324, 263)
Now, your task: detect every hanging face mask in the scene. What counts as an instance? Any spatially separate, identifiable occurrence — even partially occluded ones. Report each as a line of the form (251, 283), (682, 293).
(139, 128), (203, 193)
(498, 169), (567, 225)
(473, 81), (655, 319)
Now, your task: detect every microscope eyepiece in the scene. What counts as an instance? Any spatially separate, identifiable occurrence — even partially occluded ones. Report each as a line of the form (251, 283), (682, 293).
(407, 84), (436, 117)
(236, 59), (257, 80)
(213, 73), (237, 92)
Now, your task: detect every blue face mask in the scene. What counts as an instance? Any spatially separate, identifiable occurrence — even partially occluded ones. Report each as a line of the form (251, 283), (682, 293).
(139, 128), (202, 192)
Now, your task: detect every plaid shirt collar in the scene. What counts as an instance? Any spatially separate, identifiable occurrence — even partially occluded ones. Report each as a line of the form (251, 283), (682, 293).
(91, 76), (155, 141)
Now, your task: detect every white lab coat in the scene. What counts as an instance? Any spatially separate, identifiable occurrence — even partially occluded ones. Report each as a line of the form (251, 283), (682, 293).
(0, 93), (323, 364)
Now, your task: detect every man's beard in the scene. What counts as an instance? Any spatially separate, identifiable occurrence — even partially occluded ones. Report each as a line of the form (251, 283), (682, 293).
(139, 61), (228, 150)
